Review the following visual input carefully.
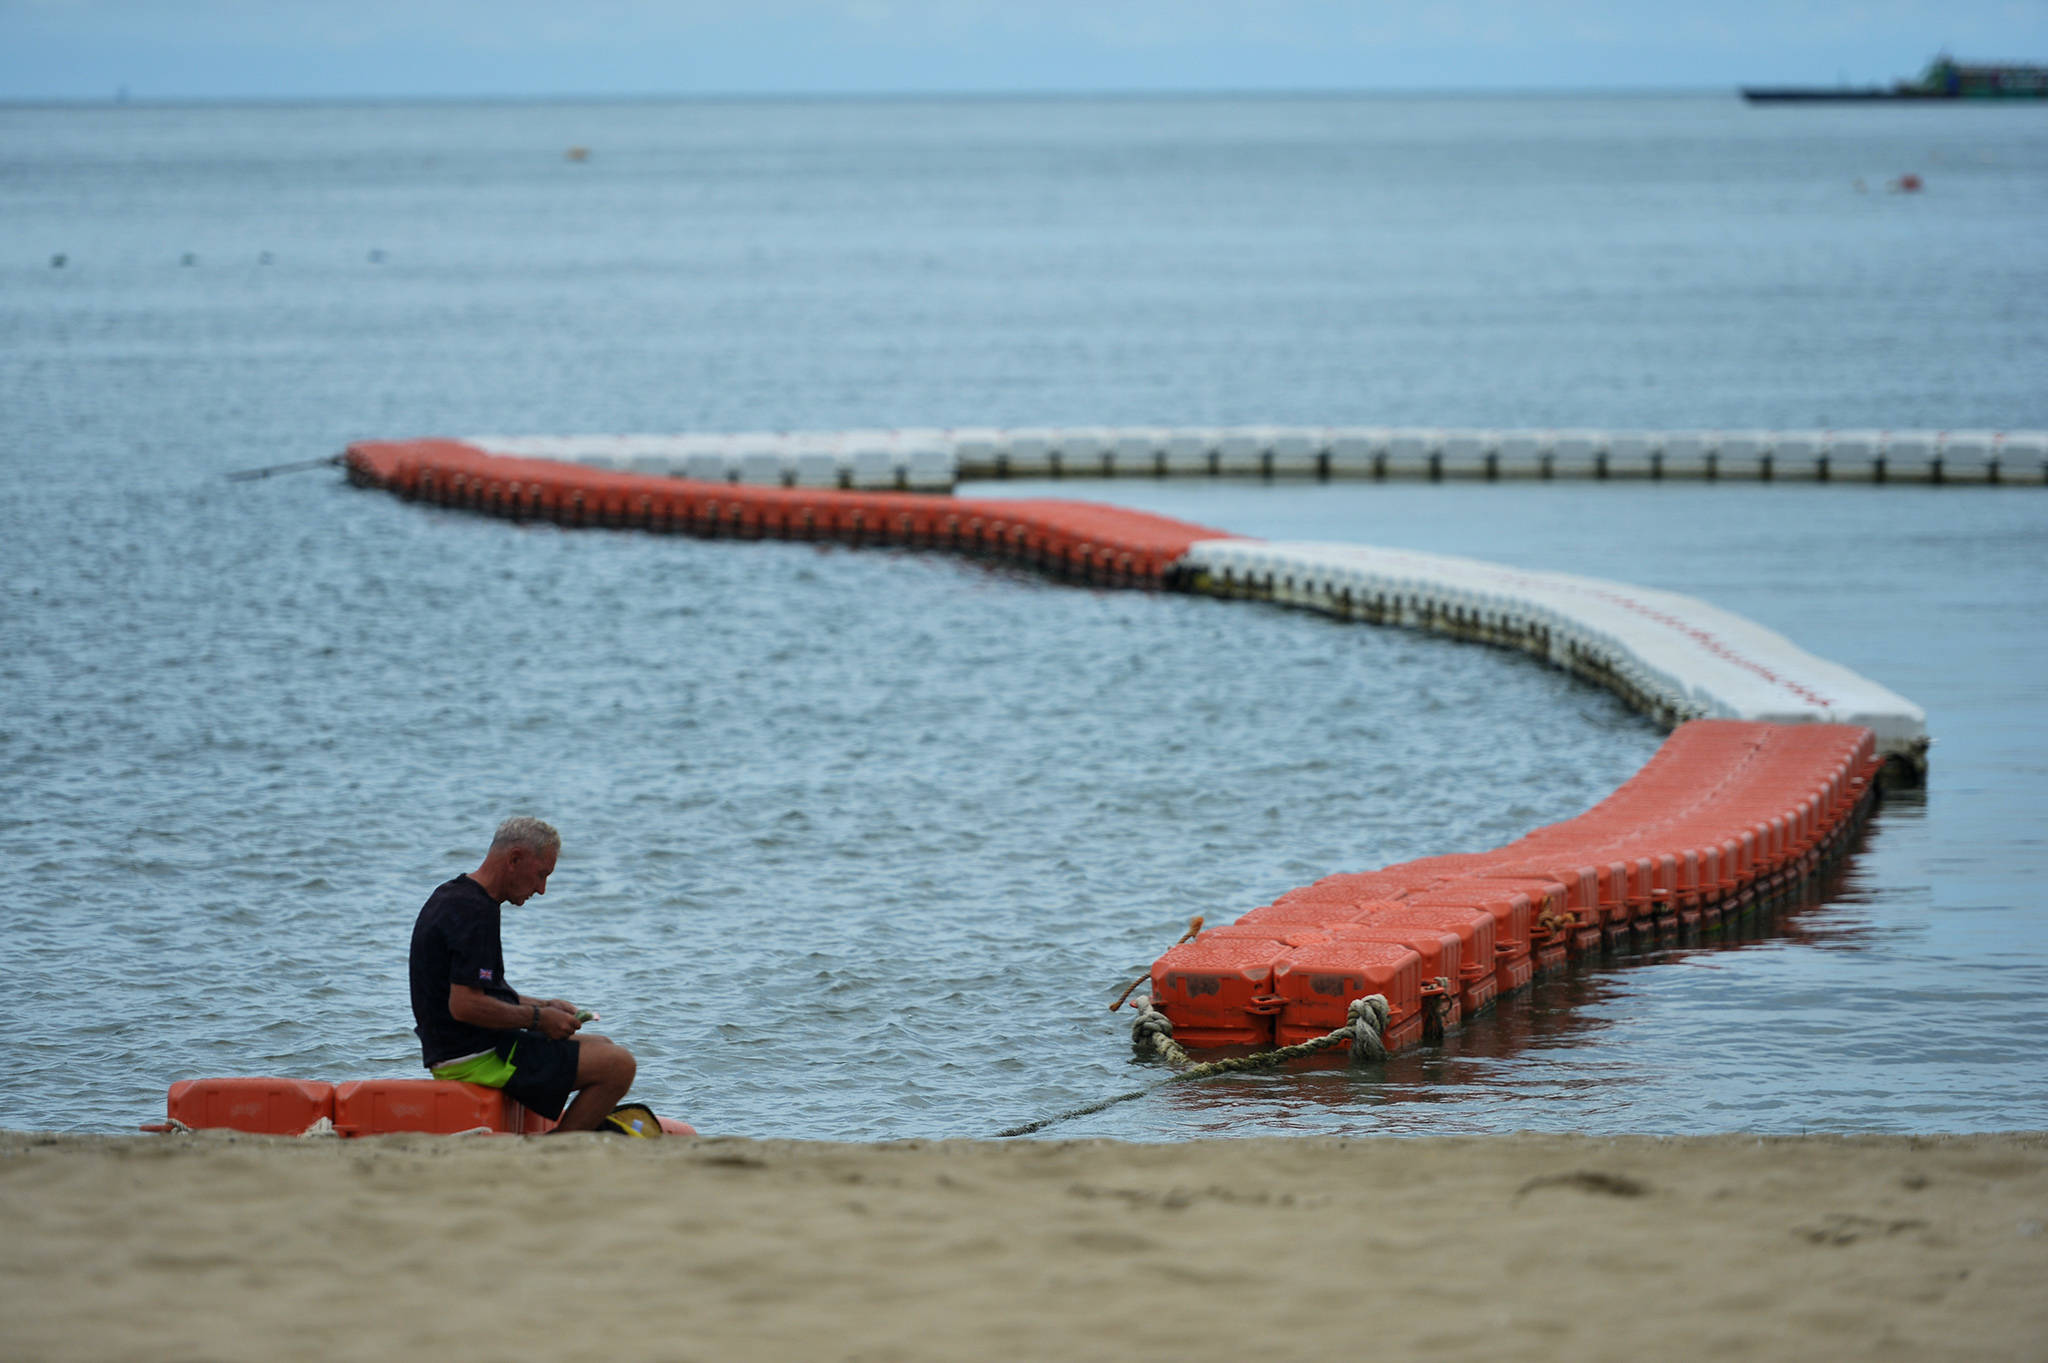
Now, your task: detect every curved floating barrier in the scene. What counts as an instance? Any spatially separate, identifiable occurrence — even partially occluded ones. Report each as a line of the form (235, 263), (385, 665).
(1153, 718), (1881, 1053)
(1181, 540), (1927, 767)
(345, 440), (1233, 587)
(470, 430), (960, 492)
(460, 427), (2048, 488)
(338, 437), (1928, 1065)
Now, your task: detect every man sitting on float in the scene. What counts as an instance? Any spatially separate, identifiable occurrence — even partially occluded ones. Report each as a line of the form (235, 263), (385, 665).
(407, 816), (637, 1132)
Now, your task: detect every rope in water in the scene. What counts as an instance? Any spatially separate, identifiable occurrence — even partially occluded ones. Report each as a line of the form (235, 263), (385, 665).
(224, 453), (343, 482)
(991, 993), (1391, 1138)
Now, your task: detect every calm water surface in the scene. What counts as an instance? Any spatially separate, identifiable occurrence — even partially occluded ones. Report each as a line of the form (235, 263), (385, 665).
(2, 95), (2045, 1136)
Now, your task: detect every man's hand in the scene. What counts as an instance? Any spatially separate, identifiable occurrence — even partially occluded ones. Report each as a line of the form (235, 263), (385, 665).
(536, 1005), (582, 1040)
(542, 997), (577, 1015)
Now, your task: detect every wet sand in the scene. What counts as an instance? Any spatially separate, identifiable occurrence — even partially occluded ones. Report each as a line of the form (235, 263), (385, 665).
(3, 1130), (2043, 1362)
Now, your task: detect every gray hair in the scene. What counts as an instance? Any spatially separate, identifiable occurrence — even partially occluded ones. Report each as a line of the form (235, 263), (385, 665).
(490, 816), (560, 856)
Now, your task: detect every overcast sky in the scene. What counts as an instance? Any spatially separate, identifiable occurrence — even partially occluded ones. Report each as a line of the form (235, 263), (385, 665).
(4, 0), (2044, 100)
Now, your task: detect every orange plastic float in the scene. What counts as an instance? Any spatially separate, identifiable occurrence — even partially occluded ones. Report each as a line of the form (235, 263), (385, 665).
(1144, 719), (1880, 1053)
(149, 1076), (695, 1138)
(332, 1079), (560, 1137)
(341, 440), (1235, 587)
(153, 1077), (335, 1135)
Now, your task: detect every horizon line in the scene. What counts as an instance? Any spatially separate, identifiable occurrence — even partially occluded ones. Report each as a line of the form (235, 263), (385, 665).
(3, 84), (1767, 109)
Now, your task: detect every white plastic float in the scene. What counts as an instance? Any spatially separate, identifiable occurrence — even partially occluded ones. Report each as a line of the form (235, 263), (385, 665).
(1181, 538), (1929, 770)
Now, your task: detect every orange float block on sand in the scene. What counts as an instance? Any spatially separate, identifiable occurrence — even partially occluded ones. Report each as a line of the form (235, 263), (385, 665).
(333, 1079), (560, 1136)
(151, 1078), (696, 1138)
(161, 1077), (335, 1136)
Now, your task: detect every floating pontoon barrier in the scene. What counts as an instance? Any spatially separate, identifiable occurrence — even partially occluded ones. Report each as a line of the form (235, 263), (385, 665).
(1180, 539), (1927, 768)
(467, 431), (961, 491)
(342, 439), (1928, 769)
(331, 436), (1929, 1070)
(1152, 719), (1882, 1052)
(463, 427), (2048, 488)
(344, 440), (1233, 588)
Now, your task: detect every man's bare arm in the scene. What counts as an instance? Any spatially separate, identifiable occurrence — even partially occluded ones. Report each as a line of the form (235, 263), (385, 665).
(448, 984), (581, 1040)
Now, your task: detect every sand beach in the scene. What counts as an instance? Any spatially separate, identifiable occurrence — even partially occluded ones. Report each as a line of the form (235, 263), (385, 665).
(3, 1130), (2042, 1362)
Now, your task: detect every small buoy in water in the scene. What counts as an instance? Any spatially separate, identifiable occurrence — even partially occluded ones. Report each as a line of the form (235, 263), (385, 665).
(50, 253), (65, 268)
(565, 146), (590, 162)
(1892, 173), (1923, 193)
(181, 252), (197, 266)
(367, 249), (386, 264)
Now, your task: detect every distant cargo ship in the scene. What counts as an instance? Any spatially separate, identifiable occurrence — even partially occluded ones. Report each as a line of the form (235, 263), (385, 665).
(1743, 54), (2048, 102)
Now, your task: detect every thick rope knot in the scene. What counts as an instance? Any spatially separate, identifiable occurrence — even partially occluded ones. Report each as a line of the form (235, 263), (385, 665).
(1127, 994), (1173, 1044)
(1128, 995), (1192, 1069)
(1347, 994), (1391, 1063)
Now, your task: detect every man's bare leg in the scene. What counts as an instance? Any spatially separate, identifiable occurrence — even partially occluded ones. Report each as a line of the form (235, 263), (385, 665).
(549, 1035), (637, 1133)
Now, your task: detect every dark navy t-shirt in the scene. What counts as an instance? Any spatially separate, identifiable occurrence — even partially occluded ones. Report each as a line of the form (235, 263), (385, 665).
(409, 874), (521, 1066)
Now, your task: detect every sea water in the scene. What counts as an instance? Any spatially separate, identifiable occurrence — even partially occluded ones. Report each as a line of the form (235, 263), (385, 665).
(2, 94), (2045, 1137)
